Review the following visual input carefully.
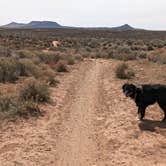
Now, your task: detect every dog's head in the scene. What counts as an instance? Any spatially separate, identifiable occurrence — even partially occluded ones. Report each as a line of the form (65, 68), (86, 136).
(122, 83), (137, 99)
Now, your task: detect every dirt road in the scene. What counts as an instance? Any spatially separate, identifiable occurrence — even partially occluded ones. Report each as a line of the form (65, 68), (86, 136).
(56, 60), (101, 166)
(0, 59), (165, 166)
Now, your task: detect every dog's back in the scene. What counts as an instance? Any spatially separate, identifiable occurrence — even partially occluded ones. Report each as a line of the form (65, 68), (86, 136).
(142, 84), (166, 94)
(139, 84), (166, 107)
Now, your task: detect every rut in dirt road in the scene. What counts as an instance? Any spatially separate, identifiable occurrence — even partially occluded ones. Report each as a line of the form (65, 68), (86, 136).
(56, 61), (102, 166)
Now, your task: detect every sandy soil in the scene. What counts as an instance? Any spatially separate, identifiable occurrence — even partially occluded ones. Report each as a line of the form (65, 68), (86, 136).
(0, 59), (165, 166)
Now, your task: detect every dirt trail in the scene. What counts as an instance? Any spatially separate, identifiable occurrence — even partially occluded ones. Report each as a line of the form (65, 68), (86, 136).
(0, 59), (165, 166)
(56, 60), (101, 166)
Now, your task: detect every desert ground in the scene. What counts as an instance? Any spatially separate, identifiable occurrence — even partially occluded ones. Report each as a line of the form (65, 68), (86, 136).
(0, 29), (165, 165)
(0, 58), (165, 165)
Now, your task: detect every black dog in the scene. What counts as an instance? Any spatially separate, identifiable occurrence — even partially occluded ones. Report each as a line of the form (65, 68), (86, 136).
(122, 83), (166, 122)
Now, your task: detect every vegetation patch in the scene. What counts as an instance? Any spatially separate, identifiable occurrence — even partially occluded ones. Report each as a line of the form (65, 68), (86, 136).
(115, 63), (135, 79)
(19, 78), (50, 102)
(56, 60), (68, 72)
(0, 95), (41, 120)
(147, 50), (166, 64)
(0, 58), (19, 83)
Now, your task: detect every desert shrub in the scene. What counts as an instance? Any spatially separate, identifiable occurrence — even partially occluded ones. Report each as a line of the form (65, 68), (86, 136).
(16, 50), (62, 64)
(117, 46), (131, 54)
(56, 60), (68, 72)
(0, 94), (41, 120)
(30, 57), (41, 65)
(67, 56), (75, 65)
(88, 39), (99, 48)
(36, 51), (61, 64)
(150, 39), (165, 48)
(107, 50), (115, 59)
(115, 63), (135, 79)
(0, 46), (11, 57)
(131, 45), (147, 51)
(108, 51), (137, 61)
(35, 64), (57, 84)
(15, 50), (36, 58)
(151, 55), (166, 64)
(18, 58), (37, 76)
(18, 101), (41, 118)
(46, 76), (60, 86)
(147, 45), (154, 51)
(0, 95), (17, 112)
(89, 52), (97, 59)
(0, 57), (55, 82)
(95, 53), (102, 58)
(0, 58), (20, 83)
(34, 64), (55, 79)
(135, 51), (147, 59)
(19, 78), (50, 102)
(107, 45), (138, 61)
(0, 95), (20, 120)
(75, 54), (83, 61)
(119, 54), (136, 61)
(94, 51), (108, 58)
(147, 50), (166, 64)
(86, 47), (92, 52)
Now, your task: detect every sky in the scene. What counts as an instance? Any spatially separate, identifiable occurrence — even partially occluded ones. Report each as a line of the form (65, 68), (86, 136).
(0, 0), (166, 30)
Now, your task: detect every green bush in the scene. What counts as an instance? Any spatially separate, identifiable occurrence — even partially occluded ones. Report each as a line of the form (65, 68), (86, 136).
(67, 56), (75, 65)
(18, 58), (37, 76)
(0, 95), (41, 120)
(0, 95), (17, 112)
(36, 51), (61, 64)
(18, 101), (41, 118)
(19, 78), (50, 102)
(0, 58), (19, 83)
(0, 57), (54, 83)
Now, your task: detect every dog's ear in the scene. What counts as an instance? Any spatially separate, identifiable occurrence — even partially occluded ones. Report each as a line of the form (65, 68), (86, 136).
(130, 84), (136, 90)
(135, 86), (142, 94)
(126, 84), (136, 92)
(122, 83), (129, 90)
(122, 84), (127, 90)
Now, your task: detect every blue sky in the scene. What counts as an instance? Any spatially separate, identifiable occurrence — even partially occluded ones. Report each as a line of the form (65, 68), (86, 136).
(0, 0), (166, 30)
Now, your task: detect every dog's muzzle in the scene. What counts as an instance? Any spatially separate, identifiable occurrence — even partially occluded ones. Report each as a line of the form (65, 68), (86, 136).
(124, 91), (133, 97)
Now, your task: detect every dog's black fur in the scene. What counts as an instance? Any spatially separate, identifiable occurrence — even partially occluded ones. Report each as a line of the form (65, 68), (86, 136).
(122, 83), (166, 121)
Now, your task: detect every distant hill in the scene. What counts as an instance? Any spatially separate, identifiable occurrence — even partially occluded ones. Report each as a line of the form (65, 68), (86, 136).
(25, 21), (62, 28)
(1, 21), (135, 30)
(111, 24), (134, 30)
(2, 21), (62, 29)
(2, 22), (26, 28)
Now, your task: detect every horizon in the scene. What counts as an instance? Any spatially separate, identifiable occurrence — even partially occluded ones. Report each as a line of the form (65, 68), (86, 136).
(1, 21), (137, 29)
(0, 0), (166, 30)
